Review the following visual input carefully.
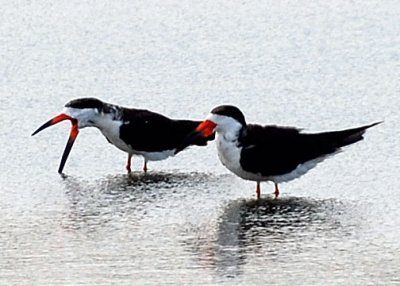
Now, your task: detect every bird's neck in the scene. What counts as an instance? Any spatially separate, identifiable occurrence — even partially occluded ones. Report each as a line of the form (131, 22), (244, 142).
(216, 119), (243, 141)
(82, 104), (123, 138)
(216, 124), (243, 146)
(92, 113), (122, 133)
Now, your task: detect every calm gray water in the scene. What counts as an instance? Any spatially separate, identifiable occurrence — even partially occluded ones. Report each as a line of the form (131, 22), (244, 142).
(1, 0), (399, 285)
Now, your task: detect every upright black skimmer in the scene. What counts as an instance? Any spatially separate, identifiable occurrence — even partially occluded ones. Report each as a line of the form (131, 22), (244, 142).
(32, 98), (214, 174)
(176, 105), (381, 199)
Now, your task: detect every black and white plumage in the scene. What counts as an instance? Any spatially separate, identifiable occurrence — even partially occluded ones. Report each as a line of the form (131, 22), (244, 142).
(32, 98), (213, 174)
(176, 105), (381, 199)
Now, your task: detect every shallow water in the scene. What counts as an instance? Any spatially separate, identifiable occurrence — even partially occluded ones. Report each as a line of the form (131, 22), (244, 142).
(1, 0), (400, 285)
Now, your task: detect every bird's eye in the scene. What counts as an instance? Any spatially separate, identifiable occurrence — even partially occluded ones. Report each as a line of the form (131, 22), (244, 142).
(88, 120), (95, 124)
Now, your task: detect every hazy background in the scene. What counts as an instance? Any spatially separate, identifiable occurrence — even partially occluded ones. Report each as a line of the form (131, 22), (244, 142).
(1, 0), (399, 285)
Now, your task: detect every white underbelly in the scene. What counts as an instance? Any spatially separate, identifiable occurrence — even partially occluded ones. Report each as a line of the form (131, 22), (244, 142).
(100, 129), (175, 161)
(137, 149), (176, 161)
(265, 153), (334, 183)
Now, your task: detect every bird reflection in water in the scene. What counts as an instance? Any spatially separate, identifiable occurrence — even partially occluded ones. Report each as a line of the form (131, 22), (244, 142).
(60, 171), (213, 235)
(183, 197), (346, 278)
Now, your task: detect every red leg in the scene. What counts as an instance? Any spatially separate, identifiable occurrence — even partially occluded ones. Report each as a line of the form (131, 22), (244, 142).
(143, 160), (148, 173)
(274, 183), (280, 199)
(256, 182), (261, 199)
(126, 154), (132, 173)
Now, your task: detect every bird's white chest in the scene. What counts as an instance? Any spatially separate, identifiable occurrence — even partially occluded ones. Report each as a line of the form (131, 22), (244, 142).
(216, 133), (267, 181)
(216, 134), (241, 170)
(97, 120), (132, 153)
(216, 134), (258, 180)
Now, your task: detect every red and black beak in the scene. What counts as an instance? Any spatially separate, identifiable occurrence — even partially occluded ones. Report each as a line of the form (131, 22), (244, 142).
(32, 114), (79, 174)
(175, 120), (217, 154)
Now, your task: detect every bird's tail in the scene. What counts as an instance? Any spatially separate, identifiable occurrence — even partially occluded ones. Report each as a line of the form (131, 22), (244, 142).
(313, 121), (382, 150)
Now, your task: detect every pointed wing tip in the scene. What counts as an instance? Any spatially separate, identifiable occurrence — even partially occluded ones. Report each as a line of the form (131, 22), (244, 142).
(362, 121), (383, 133)
(371, 121), (383, 127)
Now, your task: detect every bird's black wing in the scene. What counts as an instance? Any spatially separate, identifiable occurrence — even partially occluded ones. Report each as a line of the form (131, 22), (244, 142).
(239, 122), (379, 176)
(119, 108), (213, 152)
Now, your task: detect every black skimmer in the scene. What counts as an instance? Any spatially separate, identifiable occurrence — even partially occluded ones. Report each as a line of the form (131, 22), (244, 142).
(32, 98), (214, 174)
(176, 105), (381, 199)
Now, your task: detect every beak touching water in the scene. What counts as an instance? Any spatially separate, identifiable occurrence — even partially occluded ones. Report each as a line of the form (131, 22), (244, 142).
(175, 120), (217, 154)
(31, 114), (79, 174)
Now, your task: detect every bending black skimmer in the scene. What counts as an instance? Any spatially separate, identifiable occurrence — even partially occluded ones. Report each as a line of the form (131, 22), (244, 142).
(176, 105), (381, 199)
(32, 98), (214, 174)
